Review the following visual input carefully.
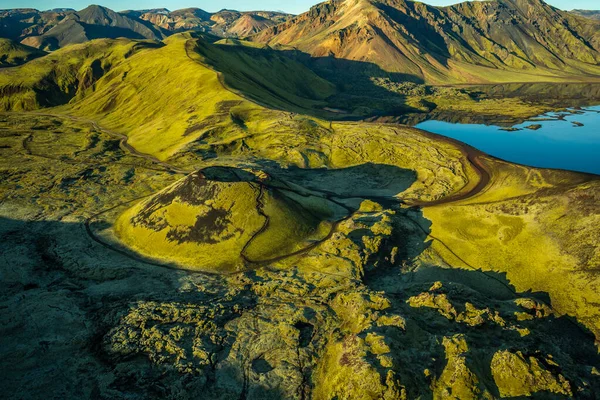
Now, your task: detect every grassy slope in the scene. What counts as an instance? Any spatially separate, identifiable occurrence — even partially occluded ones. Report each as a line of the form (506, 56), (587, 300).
(114, 170), (335, 273)
(0, 38), (46, 67)
(197, 38), (336, 114)
(64, 33), (340, 159)
(0, 38), (156, 110)
(67, 34), (251, 160)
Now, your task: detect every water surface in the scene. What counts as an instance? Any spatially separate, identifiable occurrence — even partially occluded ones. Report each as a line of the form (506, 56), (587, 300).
(415, 106), (600, 175)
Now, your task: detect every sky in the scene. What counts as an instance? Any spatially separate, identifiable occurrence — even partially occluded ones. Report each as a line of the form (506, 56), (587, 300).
(0, 0), (598, 14)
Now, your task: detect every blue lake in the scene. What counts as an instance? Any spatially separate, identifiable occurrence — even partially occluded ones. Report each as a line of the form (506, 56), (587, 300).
(415, 105), (600, 175)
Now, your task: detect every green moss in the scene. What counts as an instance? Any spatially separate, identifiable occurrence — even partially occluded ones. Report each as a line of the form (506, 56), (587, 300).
(491, 351), (572, 397)
(0, 38), (46, 67)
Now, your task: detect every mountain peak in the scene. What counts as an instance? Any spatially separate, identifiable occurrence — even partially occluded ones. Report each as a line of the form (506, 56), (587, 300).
(254, 0), (600, 84)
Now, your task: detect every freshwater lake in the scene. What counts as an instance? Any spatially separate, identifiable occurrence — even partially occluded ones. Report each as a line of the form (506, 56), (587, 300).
(415, 105), (600, 175)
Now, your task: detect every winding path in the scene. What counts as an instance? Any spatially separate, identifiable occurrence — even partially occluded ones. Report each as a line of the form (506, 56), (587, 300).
(406, 128), (492, 208)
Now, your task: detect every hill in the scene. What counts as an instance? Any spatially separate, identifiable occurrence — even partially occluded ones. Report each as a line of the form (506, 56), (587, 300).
(254, 0), (600, 84)
(570, 9), (600, 20)
(0, 38), (161, 110)
(19, 5), (164, 51)
(0, 8), (71, 42)
(2, 30), (600, 399)
(0, 38), (46, 67)
(135, 8), (291, 37)
(115, 166), (342, 272)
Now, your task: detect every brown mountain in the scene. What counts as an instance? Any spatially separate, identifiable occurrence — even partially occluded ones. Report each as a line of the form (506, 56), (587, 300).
(0, 8), (71, 42)
(570, 9), (600, 20)
(226, 14), (277, 36)
(138, 8), (212, 32)
(254, 0), (600, 84)
(133, 8), (291, 37)
(20, 5), (164, 50)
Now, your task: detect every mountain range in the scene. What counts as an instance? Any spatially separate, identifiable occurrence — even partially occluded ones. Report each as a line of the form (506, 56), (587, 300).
(2, 0), (599, 85)
(0, 5), (292, 51)
(3, 1), (600, 399)
(254, 0), (600, 84)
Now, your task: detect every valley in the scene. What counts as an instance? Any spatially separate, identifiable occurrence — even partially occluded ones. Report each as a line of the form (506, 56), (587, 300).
(1, 0), (600, 399)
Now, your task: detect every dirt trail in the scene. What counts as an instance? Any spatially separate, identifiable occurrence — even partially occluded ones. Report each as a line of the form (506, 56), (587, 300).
(407, 128), (492, 207)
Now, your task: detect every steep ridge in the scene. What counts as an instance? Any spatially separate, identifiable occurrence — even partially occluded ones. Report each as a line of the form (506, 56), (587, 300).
(254, 0), (600, 84)
(20, 5), (164, 51)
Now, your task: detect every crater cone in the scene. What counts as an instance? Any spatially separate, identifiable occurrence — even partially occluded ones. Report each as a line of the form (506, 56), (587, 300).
(114, 166), (343, 272)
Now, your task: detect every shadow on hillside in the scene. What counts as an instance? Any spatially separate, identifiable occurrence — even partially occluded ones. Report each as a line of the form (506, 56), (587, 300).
(2, 196), (600, 397)
(255, 161), (417, 199)
(192, 35), (428, 119)
(194, 35), (600, 124)
(0, 215), (287, 399)
(359, 207), (600, 398)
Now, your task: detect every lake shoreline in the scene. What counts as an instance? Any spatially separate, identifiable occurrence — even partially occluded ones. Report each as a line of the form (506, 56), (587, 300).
(414, 105), (600, 175)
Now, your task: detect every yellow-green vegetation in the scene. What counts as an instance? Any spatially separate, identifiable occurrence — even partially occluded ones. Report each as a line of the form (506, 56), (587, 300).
(68, 33), (268, 160)
(407, 92), (551, 120)
(1, 27), (600, 400)
(491, 350), (572, 397)
(196, 38), (336, 115)
(114, 167), (341, 272)
(370, 79), (600, 124)
(2, 109), (600, 398)
(0, 38), (160, 110)
(0, 38), (45, 67)
(0, 113), (178, 220)
(422, 156), (600, 338)
(434, 335), (488, 399)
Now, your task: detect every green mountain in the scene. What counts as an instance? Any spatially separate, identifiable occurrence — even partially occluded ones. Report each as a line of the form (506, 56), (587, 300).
(0, 38), (46, 67)
(254, 0), (600, 84)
